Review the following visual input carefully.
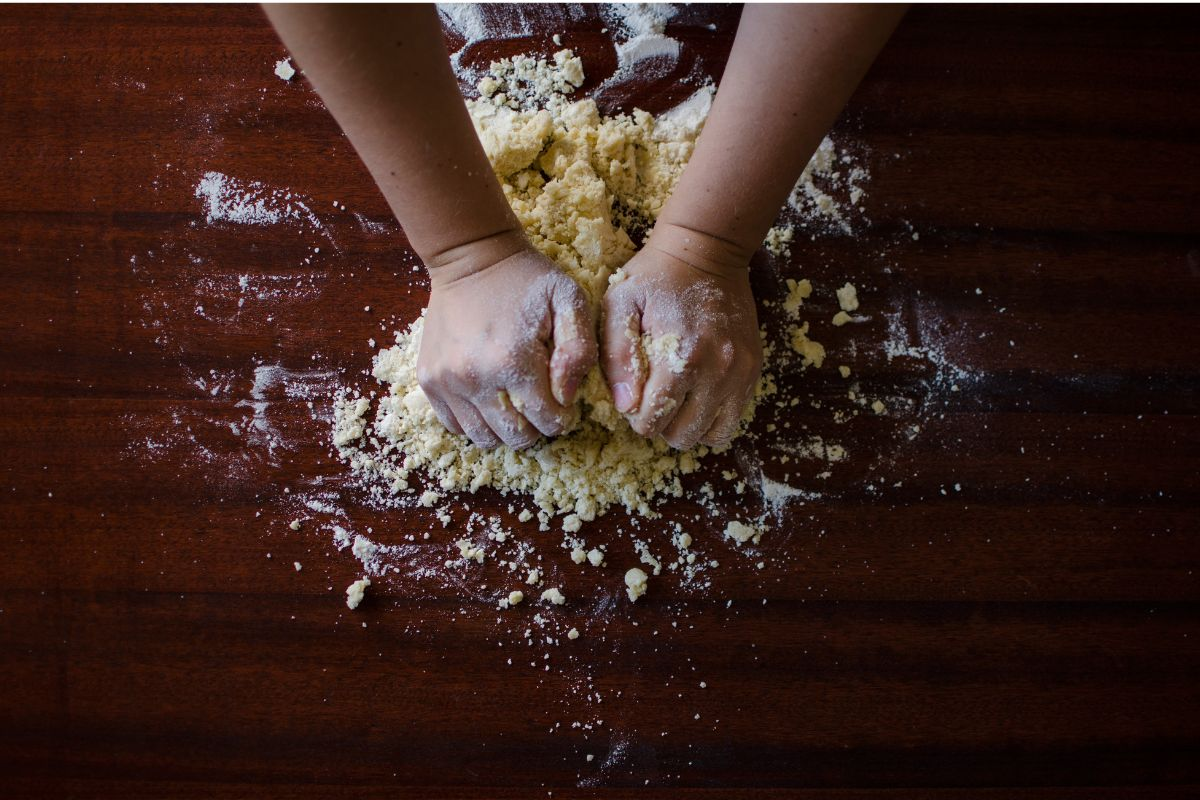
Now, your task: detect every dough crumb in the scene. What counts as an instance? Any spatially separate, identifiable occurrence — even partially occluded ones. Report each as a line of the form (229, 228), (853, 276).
(838, 365), (851, 378)
(764, 224), (794, 258)
(624, 567), (648, 602)
(567, 627), (580, 640)
(782, 278), (812, 317)
(788, 323), (826, 368)
(540, 587), (567, 605)
(293, 561), (302, 572)
(831, 310), (852, 327)
(836, 282), (860, 312)
(507, 590), (525, 606)
(642, 332), (687, 375)
(456, 539), (485, 564)
(289, 519), (301, 531)
(345, 577), (371, 610)
(724, 520), (765, 546)
(274, 58), (296, 81)
(587, 547), (604, 567)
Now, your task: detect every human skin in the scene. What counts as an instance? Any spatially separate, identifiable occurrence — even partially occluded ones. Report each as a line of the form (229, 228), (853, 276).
(264, 4), (902, 450)
(265, 4), (595, 449)
(603, 4), (905, 449)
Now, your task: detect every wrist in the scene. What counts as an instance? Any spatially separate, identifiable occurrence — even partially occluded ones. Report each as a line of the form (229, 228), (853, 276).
(423, 227), (530, 288)
(644, 221), (755, 279)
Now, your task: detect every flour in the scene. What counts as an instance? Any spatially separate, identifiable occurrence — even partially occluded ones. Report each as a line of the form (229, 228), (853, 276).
(194, 172), (322, 230)
(595, 4), (683, 91)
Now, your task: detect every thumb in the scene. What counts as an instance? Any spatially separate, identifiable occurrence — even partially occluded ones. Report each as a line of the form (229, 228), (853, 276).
(549, 283), (598, 406)
(601, 288), (645, 414)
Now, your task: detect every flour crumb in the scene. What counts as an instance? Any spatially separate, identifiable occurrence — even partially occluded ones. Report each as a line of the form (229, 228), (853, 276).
(274, 58), (296, 81)
(764, 225), (794, 258)
(642, 332), (687, 375)
(724, 520), (765, 546)
(624, 567), (649, 602)
(345, 577), (371, 610)
(836, 282), (860, 312)
(782, 278), (812, 317)
(788, 323), (826, 368)
(540, 587), (567, 605)
(456, 539), (485, 564)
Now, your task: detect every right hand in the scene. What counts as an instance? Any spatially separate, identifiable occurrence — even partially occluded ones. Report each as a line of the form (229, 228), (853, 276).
(601, 224), (762, 451)
(417, 245), (598, 450)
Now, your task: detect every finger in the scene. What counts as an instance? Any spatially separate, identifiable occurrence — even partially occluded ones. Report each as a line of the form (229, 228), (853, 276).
(662, 390), (721, 451)
(601, 290), (644, 414)
(630, 368), (690, 440)
(446, 395), (500, 449)
(549, 282), (598, 406)
(507, 380), (570, 438)
(475, 391), (539, 450)
(702, 393), (750, 448)
(425, 390), (464, 436)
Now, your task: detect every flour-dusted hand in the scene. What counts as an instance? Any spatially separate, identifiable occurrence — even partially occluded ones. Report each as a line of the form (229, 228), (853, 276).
(418, 243), (597, 449)
(602, 223), (762, 450)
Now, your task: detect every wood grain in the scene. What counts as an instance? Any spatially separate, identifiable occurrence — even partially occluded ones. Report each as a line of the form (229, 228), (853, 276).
(1, 4), (1198, 798)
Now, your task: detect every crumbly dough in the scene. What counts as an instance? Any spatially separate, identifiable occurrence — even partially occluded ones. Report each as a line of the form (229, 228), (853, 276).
(331, 49), (846, 526)
(339, 52), (737, 522)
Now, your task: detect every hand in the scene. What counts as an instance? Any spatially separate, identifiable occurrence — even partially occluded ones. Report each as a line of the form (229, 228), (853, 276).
(601, 223), (762, 450)
(417, 243), (597, 450)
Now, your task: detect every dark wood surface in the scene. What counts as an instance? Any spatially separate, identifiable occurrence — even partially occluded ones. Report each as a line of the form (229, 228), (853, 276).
(2, 4), (1199, 797)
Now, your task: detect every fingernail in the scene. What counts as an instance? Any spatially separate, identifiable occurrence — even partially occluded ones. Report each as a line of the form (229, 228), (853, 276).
(613, 382), (633, 412)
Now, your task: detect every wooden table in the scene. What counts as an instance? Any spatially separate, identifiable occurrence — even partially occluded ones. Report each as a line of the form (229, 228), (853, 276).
(2, 4), (1198, 797)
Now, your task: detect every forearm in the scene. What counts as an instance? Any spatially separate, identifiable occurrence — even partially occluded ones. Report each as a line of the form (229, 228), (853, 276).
(263, 4), (524, 270)
(656, 4), (904, 262)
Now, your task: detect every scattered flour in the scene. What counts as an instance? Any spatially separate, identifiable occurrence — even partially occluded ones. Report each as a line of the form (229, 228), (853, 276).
(194, 172), (319, 228)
